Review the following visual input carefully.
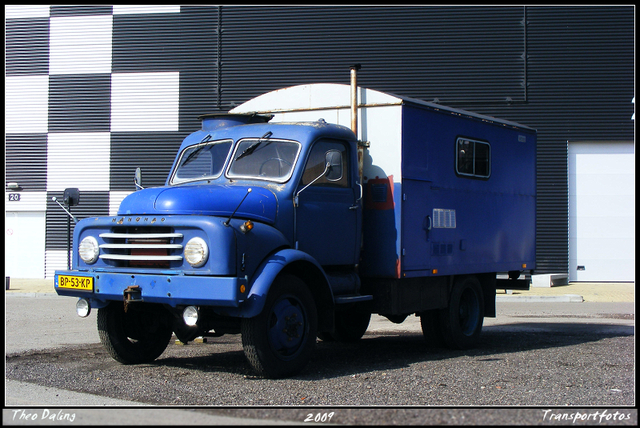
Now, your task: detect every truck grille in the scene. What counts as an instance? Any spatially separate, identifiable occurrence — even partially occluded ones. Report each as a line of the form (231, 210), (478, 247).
(99, 228), (183, 268)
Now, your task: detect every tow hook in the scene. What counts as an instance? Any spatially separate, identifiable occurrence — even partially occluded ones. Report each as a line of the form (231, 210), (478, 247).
(123, 285), (142, 312)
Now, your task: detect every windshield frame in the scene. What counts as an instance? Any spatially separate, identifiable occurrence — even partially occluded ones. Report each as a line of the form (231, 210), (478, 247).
(169, 138), (234, 185)
(226, 137), (302, 184)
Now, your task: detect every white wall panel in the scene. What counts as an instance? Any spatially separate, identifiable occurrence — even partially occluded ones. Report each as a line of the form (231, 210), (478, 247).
(47, 132), (111, 191)
(5, 211), (46, 278)
(49, 15), (113, 75)
(4, 5), (50, 19)
(5, 75), (49, 133)
(45, 249), (71, 279)
(5, 192), (47, 212)
(111, 72), (180, 132)
(109, 191), (133, 216)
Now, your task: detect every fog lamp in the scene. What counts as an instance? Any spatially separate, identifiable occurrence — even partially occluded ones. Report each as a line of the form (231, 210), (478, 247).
(76, 298), (91, 317)
(183, 306), (199, 326)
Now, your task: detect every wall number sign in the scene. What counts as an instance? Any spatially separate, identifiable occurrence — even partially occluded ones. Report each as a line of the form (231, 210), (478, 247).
(8, 193), (20, 201)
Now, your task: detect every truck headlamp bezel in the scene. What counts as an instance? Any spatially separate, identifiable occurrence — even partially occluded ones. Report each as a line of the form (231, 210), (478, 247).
(184, 237), (209, 267)
(78, 236), (99, 264)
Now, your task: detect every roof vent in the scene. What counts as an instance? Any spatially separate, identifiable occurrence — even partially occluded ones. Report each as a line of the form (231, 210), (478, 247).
(198, 113), (273, 131)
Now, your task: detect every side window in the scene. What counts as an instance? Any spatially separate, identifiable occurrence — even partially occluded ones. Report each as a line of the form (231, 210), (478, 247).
(301, 139), (349, 188)
(456, 137), (491, 178)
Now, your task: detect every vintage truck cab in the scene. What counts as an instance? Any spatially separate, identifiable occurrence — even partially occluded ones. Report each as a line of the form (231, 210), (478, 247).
(55, 113), (364, 378)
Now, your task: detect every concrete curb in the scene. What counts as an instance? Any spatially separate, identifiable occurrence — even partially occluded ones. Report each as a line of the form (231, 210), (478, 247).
(497, 294), (584, 303)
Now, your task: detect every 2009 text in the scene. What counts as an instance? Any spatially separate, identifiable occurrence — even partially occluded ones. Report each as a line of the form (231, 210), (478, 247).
(304, 412), (335, 423)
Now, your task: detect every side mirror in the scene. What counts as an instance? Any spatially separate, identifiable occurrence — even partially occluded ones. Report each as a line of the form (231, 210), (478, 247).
(325, 150), (343, 181)
(63, 187), (80, 206)
(294, 150), (343, 207)
(134, 167), (144, 190)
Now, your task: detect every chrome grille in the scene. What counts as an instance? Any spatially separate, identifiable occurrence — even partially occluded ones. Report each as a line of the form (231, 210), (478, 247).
(99, 230), (183, 266)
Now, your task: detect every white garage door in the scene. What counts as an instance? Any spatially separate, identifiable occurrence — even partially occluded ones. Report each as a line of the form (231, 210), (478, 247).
(568, 141), (635, 282)
(5, 211), (46, 279)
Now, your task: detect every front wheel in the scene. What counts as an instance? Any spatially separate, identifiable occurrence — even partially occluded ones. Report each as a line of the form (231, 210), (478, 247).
(439, 276), (484, 350)
(97, 303), (173, 364)
(241, 275), (318, 378)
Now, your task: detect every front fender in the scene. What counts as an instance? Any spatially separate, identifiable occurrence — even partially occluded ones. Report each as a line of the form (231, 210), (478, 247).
(231, 248), (332, 319)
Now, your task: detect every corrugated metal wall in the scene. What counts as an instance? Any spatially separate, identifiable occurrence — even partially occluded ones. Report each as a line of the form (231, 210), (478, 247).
(220, 6), (527, 108)
(5, 5), (635, 276)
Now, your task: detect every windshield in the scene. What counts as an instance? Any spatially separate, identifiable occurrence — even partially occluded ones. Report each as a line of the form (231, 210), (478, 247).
(171, 139), (233, 184)
(227, 138), (300, 183)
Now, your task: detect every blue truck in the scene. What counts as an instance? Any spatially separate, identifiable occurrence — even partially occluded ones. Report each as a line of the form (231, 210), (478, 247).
(55, 76), (536, 378)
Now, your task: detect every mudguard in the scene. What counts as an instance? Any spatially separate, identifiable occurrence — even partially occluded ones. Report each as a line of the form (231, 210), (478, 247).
(231, 248), (333, 319)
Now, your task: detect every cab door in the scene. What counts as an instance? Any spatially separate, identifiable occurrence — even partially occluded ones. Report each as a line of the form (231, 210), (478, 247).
(294, 139), (360, 266)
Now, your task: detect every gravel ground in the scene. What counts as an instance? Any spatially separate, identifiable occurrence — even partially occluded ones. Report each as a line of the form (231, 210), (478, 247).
(5, 296), (635, 425)
(6, 326), (634, 408)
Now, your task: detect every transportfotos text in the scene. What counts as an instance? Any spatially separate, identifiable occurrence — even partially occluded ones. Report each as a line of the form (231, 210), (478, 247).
(542, 409), (632, 423)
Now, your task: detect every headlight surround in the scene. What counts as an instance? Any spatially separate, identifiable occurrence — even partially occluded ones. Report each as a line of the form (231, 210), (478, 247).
(184, 237), (209, 267)
(78, 236), (99, 264)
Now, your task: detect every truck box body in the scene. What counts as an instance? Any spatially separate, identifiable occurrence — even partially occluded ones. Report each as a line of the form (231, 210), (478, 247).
(231, 83), (537, 279)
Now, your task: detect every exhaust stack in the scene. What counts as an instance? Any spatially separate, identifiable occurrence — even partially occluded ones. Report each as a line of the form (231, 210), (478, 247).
(350, 64), (360, 137)
(350, 64), (364, 182)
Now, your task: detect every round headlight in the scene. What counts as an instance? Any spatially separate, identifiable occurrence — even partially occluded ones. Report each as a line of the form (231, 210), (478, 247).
(78, 236), (99, 264)
(184, 237), (208, 267)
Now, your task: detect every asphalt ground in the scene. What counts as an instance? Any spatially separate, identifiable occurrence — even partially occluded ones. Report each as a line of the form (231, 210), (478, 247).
(4, 278), (635, 425)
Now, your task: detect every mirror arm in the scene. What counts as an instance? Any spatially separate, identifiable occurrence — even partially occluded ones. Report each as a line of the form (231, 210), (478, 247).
(294, 162), (330, 207)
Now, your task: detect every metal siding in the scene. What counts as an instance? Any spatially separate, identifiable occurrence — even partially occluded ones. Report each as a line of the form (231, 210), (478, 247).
(5, 16), (50, 75)
(4, 5), (634, 278)
(45, 191), (109, 251)
(112, 6), (220, 132)
(48, 74), (112, 132)
(110, 132), (186, 190)
(5, 134), (48, 192)
(524, 6), (633, 274)
(220, 6), (526, 108)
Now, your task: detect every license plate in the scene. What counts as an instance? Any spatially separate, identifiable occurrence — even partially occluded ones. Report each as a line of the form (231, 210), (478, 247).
(58, 275), (94, 291)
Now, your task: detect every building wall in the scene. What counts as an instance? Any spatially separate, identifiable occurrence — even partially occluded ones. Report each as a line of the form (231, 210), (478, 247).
(5, 5), (635, 278)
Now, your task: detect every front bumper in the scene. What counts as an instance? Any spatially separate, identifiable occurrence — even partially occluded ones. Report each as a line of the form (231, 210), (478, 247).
(54, 270), (247, 309)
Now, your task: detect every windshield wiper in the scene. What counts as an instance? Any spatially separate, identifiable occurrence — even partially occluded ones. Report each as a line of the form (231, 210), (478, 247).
(235, 131), (273, 161)
(181, 134), (212, 167)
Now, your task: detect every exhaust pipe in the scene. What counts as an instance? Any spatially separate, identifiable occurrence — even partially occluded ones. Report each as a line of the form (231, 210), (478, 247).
(350, 64), (360, 137)
(350, 64), (363, 182)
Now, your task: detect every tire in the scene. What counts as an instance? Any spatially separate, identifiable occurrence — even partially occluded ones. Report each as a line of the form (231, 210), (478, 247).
(241, 275), (317, 378)
(97, 303), (173, 364)
(439, 276), (484, 350)
(324, 309), (371, 342)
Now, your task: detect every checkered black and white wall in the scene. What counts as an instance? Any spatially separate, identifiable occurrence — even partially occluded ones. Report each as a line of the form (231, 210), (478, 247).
(5, 5), (636, 279)
(6, 5), (219, 277)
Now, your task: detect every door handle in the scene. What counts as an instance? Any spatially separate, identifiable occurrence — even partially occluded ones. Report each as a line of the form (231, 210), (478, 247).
(423, 215), (432, 240)
(350, 181), (363, 210)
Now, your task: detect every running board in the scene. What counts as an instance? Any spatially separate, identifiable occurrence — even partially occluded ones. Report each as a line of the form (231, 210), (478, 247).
(334, 295), (373, 305)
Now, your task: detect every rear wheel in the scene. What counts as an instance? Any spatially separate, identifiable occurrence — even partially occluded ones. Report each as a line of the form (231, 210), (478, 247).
(241, 275), (317, 378)
(98, 303), (173, 364)
(439, 276), (484, 349)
